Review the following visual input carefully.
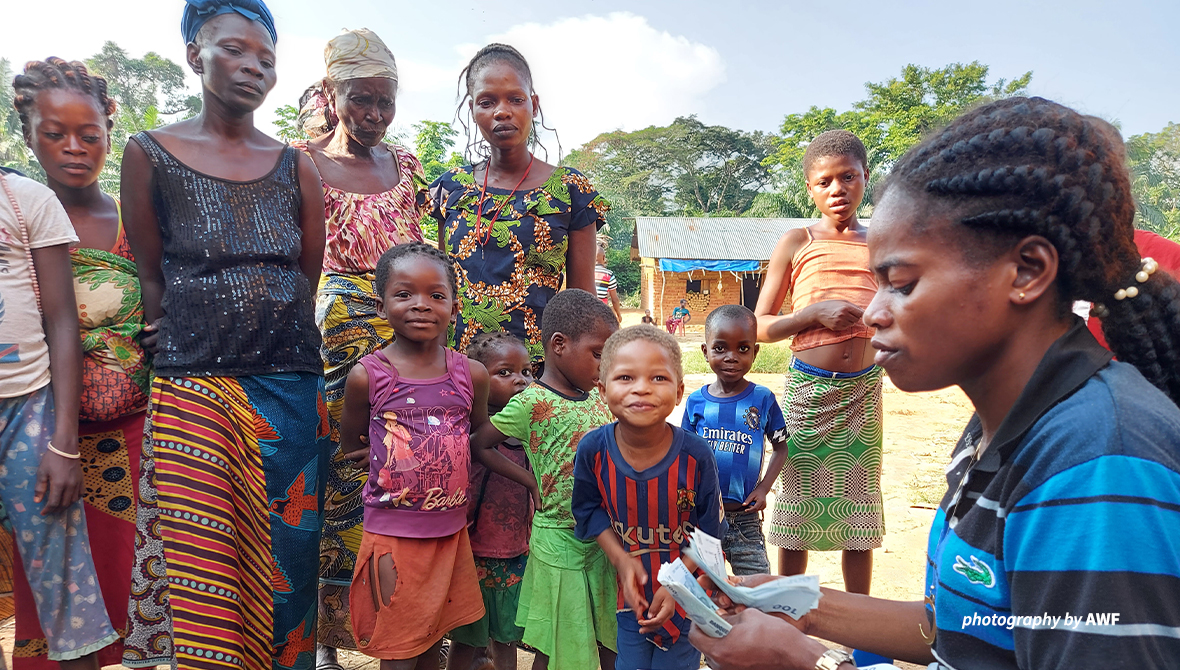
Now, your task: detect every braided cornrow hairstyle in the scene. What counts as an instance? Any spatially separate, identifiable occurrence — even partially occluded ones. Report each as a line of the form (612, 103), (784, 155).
(374, 242), (459, 299)
(466, 331), (527, 367)
(885, 96), (1180, 401)
(453, 43), (561, 164)
(13, 57), (117, 142)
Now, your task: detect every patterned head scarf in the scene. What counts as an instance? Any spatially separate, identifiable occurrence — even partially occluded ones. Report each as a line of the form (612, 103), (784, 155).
(296, 83), (336, 139)
(182, 0), (278, 45)
(324, 29), (398, 83)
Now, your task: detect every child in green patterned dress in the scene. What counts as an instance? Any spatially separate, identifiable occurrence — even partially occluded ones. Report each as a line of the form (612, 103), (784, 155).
(470, 289), (619, 670)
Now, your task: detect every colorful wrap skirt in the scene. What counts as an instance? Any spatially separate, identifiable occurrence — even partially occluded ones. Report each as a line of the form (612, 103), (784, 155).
(769, 360), (886, 552)
(14, 412), (143, 669)
(127, 373), (329, 670)
(314, 272), (393, 649)
(17, 245), (149, 668)
(123, 409), (173, 668)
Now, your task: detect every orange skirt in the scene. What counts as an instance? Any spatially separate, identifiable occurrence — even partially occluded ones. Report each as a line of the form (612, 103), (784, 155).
(350, 527), (484, 660)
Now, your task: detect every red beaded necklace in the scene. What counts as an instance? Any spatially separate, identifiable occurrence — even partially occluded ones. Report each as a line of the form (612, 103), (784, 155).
(475, 154), (534, 245)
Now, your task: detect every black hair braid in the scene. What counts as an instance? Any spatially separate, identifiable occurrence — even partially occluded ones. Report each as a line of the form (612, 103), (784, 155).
(452, 43), (561, 164)
(13, 57), (117, 141)
(374, 241), (458, 299)
(887, 96), (1180, 401)
(466, 331), (527, 366)
(1103, 275), (1180, 398)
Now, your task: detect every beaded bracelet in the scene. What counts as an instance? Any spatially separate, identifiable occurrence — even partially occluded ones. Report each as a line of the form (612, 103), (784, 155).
(46, 443), (81, 460)
(1090, 257), (1158, 319)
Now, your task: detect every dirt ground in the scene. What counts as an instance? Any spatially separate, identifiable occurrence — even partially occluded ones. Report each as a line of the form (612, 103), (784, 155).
(0, 310), (976, 670)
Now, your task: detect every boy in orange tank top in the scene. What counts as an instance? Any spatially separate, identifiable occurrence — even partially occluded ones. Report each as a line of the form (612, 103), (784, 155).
(754, 131), (884, 605)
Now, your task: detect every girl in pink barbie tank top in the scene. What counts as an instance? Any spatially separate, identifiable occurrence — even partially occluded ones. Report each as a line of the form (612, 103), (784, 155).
(359, 346), (473, 536)
(336, 243), (490, 663)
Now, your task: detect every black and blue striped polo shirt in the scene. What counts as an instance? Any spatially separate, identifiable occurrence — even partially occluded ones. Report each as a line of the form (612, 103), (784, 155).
(925, 321), (1180, 669)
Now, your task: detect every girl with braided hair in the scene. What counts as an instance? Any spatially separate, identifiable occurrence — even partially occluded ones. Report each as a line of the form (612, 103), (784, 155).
(337, 242), (490, 669)
(689, 97), (1180, 670)
(13, 56), (149, 670)
(1, 61), (121, 670)
(448, 331), (534, 670)
(430, 43), (609, 362)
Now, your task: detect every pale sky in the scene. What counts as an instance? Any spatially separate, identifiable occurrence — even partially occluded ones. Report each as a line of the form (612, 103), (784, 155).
(2, 0), (1177, 155)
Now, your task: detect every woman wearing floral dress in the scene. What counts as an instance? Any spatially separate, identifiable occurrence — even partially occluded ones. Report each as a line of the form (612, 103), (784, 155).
(431, 44), (607, 360)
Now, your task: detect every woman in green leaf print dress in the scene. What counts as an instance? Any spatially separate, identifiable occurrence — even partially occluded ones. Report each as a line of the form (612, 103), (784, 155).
(431, 44), (608, 360)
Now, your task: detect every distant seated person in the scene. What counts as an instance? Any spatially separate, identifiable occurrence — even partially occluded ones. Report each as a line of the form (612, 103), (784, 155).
(666, 299), (691, 335)
(1088, 229), (1180, 348)
(641, 309), (654, 325)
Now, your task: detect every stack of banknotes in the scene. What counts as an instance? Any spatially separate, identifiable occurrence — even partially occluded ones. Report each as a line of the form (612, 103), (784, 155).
(659, 528), (822, 637)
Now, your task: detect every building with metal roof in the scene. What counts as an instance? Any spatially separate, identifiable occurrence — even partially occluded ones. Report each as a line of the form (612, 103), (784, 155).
(631, 217), (817, 328)
(634, 217), (815, 264)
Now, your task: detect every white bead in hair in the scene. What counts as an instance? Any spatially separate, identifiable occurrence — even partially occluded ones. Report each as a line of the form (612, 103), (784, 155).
(1113, 258), (1157, 301)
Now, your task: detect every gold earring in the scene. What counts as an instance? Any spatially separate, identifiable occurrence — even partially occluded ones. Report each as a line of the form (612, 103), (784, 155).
(1018, 292), (1026, 300)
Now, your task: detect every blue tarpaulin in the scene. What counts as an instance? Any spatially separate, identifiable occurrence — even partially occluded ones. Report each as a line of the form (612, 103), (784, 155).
(658, 259), (760, 273)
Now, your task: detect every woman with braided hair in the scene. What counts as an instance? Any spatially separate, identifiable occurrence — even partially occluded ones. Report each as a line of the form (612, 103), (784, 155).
(12, 56), (149, 670)
(0, 60), (118, 670)
(688, 97), (1180, 670)
(430, 43), (608, 362)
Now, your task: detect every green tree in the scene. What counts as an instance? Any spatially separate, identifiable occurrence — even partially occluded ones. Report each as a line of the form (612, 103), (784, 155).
(0, 58), (44, 180)
(858, 62), (1030, 167)
(764, 62), (1032, 217)
(605, 248), (639, 296)
(85, 42), (199, 192)
(566, 117), (772, 300)
(1127, 123), (1180, 239)
(87, 42), (199, 121)
(273, 104), (305, 143)
(413, 120), (464, 183)
(567, 116), (772, 220)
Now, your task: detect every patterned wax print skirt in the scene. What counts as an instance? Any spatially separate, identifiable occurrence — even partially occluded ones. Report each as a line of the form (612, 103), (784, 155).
(315, 272), (392, 649)
(125, 373), (329, 670)
(769, 359), (885, 552)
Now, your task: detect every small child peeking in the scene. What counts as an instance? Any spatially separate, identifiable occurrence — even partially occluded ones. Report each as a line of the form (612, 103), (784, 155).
(682, 305), (789, 575)
(469, 288), (620, 670)
(448, 332), (535, 670)
(339, 242), (489, 669)
(572, 326), (726, 670)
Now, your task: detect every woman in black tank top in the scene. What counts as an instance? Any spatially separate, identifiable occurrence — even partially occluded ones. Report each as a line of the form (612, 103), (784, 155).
(119, 4), (330, 670)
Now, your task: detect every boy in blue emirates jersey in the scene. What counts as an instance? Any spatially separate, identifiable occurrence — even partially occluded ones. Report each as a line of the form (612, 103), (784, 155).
(682, 305), (789, 575)
(573, 326), (725, 670)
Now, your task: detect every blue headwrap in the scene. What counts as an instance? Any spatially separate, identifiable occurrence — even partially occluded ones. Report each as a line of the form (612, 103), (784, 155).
(181, 0), (277, 45)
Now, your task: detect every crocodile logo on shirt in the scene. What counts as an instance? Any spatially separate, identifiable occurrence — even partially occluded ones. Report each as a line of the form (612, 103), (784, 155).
(952, 554), (995, 588)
